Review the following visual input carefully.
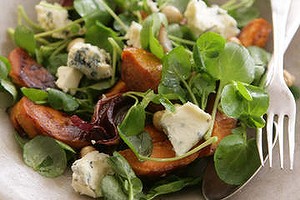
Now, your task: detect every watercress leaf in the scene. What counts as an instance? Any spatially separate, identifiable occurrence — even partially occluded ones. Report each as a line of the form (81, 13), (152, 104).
(84, 80), (114, 91)
(14, 133), (29, 149)
(158, 82), (187, 103)
(113, 0), (140, 12)
(0, 79), (18, 102)
(159, 0), (191, 13)
(193, 32), (226, 70)
(227, 4), (259, 27)
(167, 24), (183, 38)
(74, 0), (113, 27)
(214, 134), (260, 185)
(55, 139), (76, 162)
(140, 12), (168, 51)
(14, 25), (36, 55)
(21, 87), (48, 104)
(290, 85), (300, 100)
(45, 53), (68, 75)
(158, 46), (192, 101)
(206, 42), (255, 84)
(152, 94), (175, 112)
(118, 104), (146, 136)
(235, 81), (253, 101)
(146, 176), (201, 200)
(47, 88), (79, 112)
(149, 31), (165, 59)
(247, 46), (271, 66)
(247, 46), (271, 85)
(189, 73), (216, 109)
(221, 0), (255, 11)
(101, 175), (128, 200)
(0, 56), (10, 79)
(23, 135), (67, 178)
(120, 130), (153, 157)
(221, 83), (269, 128)
(108, 152), (144, 198)
(240, 115), (265, 128)
(55, 140), (76, 154)
(237, 7), (259, 27)
(113, 13), (137, 34)
(139, 90), (157, 109)
(85, 21), (123, 54)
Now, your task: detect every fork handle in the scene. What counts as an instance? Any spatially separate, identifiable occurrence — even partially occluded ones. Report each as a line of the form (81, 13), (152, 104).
(285, 0), (300, 49)
(271, 0), (291, 81)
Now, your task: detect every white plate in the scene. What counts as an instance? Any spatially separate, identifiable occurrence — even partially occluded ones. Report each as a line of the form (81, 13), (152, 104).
(0, 1), (299, 200)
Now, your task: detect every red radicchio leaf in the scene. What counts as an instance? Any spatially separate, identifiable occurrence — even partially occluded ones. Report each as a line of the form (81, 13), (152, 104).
(71, 94), (133, 147)
(60, 0), (74, 6)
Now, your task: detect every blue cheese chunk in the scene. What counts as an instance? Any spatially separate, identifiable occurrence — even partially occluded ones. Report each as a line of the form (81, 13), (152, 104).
(55, 66), (83, 95)
(184, 0), (240, 39)
(160, 102), (212, 156)
(68, 43), (112, 80)
(125, 21), (143, 48)
(71, 151), (114, 198)
(35, 1), (72, 38)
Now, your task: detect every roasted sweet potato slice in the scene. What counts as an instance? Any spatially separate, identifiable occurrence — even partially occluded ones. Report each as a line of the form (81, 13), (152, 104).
(104, 80), (128, 97)
(238, 18), (272, 48)
(119, 125), (199, 177)
(198, 111), (237, 157)
(10, 97), (90, 149)
(121, 48), (162, 92)
(8, 48), (56, 89)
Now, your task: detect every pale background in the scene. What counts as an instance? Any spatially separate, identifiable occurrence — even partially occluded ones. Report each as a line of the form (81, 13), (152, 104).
(0, 0), (299, 199)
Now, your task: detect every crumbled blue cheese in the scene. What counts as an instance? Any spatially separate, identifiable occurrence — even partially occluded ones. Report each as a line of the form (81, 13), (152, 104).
(71, 151), (114, 198)
(35, 1), (72, 39)
(146, 0), (159, 13)
(68, 43), (112, 80)
(125, 21), (143, 48)
(55, 66), (83, 95)
(184, 0), (240, 39)
(159, 102), (212, 156)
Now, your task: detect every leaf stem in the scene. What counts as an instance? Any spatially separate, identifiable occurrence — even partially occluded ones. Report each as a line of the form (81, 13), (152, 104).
(34, 18), (84, 38)
(108, 38), (118, 85)
(204, 81), (225, 140)
(138, 136), (218, 162)
(50, 40), (70, 57)
(97, 0), (129, 32)
(175, 70), (198, 106)
(18, 5), (44, 31)
(168, 35), (196, 46)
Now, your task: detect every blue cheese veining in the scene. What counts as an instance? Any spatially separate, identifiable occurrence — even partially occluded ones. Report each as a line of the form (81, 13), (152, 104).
(67, 43), (112, 80)
(35, 1), (72, 39)
(71, 151), (114, 198)
(184, 0), (240, 39)
(159, 102), (212, 156)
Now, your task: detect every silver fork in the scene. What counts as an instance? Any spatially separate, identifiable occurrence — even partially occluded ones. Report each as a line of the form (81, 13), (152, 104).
(257, 0), (296, 169)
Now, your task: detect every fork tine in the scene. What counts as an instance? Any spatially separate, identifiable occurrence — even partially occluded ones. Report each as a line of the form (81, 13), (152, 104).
(288, 110), (296, 169)
(267, 113), (275, 167)
(256, 128), (264, 166)
(277, 115), (285, 169)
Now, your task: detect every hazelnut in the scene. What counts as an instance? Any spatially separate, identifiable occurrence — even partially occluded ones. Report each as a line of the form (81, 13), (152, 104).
(161, 5), (183, 24)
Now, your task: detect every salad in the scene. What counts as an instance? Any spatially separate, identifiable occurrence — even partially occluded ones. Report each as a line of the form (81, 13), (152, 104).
(0, 0), (298, 199)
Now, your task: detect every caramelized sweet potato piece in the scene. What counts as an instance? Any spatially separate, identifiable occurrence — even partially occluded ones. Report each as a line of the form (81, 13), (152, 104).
(121, 48), (162, 92)
(198, 111), (237, 157)
(238, 18), (272, 48)
(10, 97), (90, 149)
(104, 80), (128, 97)
(119, 125), (199, 177)
(144, 125), (168, 143)
(8, 48), (56, 89)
